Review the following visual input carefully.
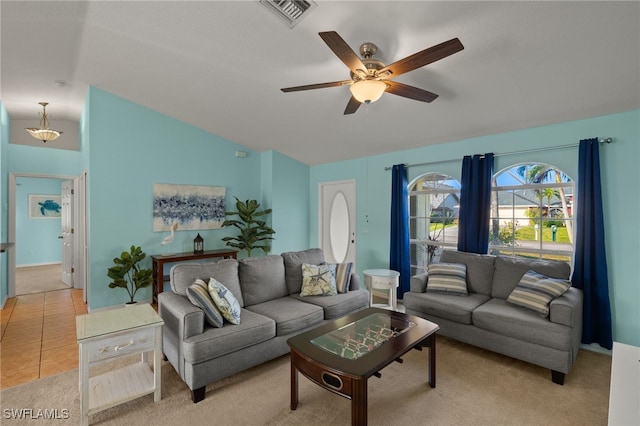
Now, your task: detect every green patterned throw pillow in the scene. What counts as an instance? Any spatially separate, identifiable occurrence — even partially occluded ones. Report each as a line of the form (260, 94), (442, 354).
(208, 278), (241, 324)
(507, 270), (571, 317)
(300, 263), (337, 296)
(426, 262), (468, 295)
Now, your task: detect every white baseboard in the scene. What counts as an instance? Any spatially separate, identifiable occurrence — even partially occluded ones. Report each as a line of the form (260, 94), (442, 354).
(16, 262), (62, 268)
(581, 342), (612, 356)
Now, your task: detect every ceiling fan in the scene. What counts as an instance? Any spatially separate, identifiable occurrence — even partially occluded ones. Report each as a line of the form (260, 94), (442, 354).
(281, 31), (464, 115)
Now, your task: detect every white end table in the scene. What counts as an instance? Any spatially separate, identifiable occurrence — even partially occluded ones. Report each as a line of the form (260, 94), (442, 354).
(363, 269), (400, 310)
(76, 303), (163, 426)
(608, 342), (640, 425)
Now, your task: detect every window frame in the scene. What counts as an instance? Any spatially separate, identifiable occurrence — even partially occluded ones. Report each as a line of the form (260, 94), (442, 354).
(489, 163), (575, 263)
(408, 163), (575, 272)
(408, 173), (461, 275)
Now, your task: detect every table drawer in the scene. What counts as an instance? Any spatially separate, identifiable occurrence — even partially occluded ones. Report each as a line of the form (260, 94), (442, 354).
(292, 351), (354, 398)
(87, 327), (157, 363)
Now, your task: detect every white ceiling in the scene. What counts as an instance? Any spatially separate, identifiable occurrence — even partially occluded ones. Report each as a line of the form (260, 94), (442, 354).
(2, 1), (639, 166)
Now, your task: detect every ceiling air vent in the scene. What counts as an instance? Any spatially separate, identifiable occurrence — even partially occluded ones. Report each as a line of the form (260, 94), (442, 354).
(259, 0), (317, 28)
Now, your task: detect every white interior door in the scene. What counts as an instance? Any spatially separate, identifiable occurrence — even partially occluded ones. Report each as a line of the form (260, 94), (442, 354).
(319, 180), (356, 266)
(61, 180), (74, 286)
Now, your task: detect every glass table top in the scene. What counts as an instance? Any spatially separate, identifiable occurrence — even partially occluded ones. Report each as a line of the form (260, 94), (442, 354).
(76, 303), (163, 341)
(310, 312), (416, 360)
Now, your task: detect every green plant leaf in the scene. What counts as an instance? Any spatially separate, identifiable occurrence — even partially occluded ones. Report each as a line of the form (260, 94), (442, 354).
(106, 245), (152, 303)
(221, 198), (274, 256)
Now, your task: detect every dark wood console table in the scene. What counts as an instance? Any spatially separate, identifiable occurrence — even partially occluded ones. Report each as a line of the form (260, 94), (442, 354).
(151, 249), (237, 303)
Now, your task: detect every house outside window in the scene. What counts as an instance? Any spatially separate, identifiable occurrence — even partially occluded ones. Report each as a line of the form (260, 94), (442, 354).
(409, 173), (461, 275)
(489, 163), (574, 264)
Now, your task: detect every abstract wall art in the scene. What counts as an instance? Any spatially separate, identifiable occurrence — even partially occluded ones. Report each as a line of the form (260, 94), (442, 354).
(28, 194), (62, 219)
(153, 184), (226, 231)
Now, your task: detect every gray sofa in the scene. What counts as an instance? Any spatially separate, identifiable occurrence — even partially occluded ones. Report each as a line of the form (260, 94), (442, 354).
(403, 250), (583, 384)
(158, 248), (369, 402)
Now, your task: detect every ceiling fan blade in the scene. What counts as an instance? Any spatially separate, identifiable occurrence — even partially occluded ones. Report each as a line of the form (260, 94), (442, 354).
(343, 96), (361, 115)
(379, 38), (464, 78)
(281, 80), (352, 92)
(385, 81), (439, 103)
(319, 31), (367, 74)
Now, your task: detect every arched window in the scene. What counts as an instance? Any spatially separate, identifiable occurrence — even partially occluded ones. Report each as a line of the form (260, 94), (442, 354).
(409, 173), (461, 275)
(490, 163), (574, 263)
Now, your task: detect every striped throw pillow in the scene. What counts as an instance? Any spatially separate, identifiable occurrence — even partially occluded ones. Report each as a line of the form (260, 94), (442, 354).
(427, 263), (468, 295)
(332, 262), (353, 293)
(187, 279), (224, 328)
(507, 270), (571, 317)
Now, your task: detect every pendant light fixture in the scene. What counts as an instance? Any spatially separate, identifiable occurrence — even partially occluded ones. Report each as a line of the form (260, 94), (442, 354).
(25, 102), (62, 143)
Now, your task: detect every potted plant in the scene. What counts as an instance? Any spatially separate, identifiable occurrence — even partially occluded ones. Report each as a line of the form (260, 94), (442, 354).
(222, 197), (275, 256)
(107, 245), (153, 304)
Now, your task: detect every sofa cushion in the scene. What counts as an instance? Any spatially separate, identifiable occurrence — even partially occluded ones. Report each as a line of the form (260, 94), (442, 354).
(208, 278), (242, 325)
(492, 256), (571, 300)
(427, 263), (468, 295)
(170, 259), (243, 307)
(440, 251), (495, 296)
(300, 263), (337, 296)
(246, 297), (324, 336)
(239, 255), (288, 306)
(282, 248), (325, 295)
(182, 309), (275, 363)
(332, 262), (353, 293)
(402, 292), (490, 324)
(290, 289), (369, 320)
(186, 279), (224, 328)
(472, 298), (573, 351)
(507, 270), (571, 317)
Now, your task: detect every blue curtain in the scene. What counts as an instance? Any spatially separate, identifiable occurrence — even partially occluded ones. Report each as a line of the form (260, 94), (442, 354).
(390, 164), (410, 298)
(457, 153), (494, 254)
(572, 138), (612, 349)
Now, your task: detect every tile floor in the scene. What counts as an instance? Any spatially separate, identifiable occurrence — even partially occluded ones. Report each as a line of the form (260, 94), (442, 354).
(0, 288), (87, 389)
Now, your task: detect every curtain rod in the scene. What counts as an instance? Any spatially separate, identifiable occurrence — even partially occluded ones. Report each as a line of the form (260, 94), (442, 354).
(384, 137), (613, 171)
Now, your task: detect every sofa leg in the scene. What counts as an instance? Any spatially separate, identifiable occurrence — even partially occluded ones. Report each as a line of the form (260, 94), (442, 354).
(551, 370), (565, 385)
(191, 386), (206, 403)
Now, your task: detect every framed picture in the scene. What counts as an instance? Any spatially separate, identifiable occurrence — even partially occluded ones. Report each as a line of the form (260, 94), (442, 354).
(153, 184), (226, 231)
(28, 194), (62, 219)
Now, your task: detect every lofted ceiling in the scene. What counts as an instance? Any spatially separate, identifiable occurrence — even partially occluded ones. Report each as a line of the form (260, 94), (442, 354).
(2, 1), (639, 166)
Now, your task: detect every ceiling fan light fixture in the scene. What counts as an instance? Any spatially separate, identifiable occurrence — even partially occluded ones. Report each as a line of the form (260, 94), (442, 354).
(349, 80), (387, 104)
(25, 102), (62, 143)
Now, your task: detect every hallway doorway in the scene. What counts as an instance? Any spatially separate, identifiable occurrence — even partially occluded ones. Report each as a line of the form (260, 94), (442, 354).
(15, 264), (70, 296)
(8, 172), (87, 302)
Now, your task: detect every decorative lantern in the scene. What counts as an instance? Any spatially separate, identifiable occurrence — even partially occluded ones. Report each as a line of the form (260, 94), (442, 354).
(193, 233), (204, 254)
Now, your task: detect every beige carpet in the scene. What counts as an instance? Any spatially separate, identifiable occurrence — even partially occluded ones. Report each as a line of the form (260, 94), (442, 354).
(16, 264), (70, 295)
(0, 336), (611, 425)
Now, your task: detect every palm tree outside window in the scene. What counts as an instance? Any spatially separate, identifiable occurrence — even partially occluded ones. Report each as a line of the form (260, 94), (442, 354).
(490, 163), (574, 264)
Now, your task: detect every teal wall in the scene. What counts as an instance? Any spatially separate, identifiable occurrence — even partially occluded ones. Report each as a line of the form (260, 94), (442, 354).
(6, 145), (83, 176)
(0, 102), (9, 307)
(15, 177), (65, 266)
(2, 86), (637, 347)
(310, 109), (640, 347)
(84, 87), (311, 308)
(261, 150), (310, 254)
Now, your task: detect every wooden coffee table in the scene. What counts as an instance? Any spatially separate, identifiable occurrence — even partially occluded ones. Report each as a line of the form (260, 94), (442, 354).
(287, 307), (439, 426)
